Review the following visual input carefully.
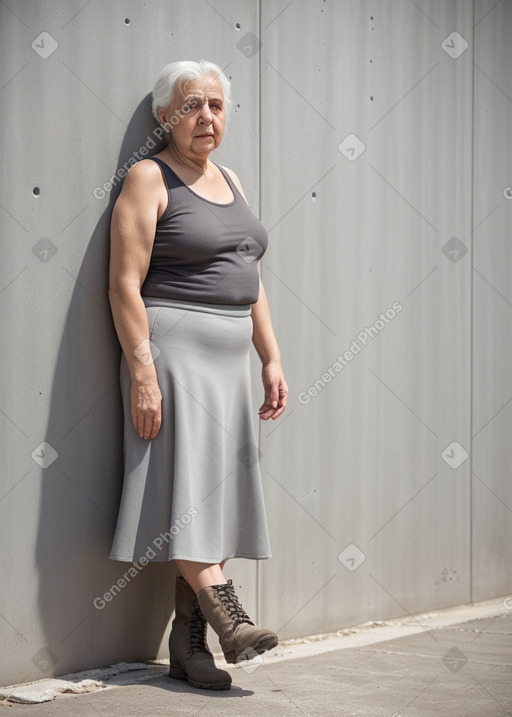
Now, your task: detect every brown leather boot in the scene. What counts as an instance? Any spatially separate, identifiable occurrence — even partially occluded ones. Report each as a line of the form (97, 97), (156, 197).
(168, 576), (232, 690)
(196, 579), (278, 664)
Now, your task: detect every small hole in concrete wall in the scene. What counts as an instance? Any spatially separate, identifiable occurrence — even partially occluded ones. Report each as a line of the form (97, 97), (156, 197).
(235, 22), (241, 30)
(311, 192), (317, 200)
(33, 187), (40, 196)
(124, 18), (130, 25)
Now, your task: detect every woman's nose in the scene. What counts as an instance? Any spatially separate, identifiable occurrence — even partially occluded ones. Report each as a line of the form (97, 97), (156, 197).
(198, 101), (213, 123)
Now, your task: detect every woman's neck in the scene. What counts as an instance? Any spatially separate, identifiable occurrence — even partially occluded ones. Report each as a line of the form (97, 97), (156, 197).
(165, 143), (209, 176)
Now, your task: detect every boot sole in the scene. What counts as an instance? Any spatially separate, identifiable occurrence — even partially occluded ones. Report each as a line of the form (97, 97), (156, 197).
(168, 666), (231, 691)
(226, 634), (279, 664)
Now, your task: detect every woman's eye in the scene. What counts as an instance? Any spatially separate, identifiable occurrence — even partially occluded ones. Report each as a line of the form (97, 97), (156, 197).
(183, 99), (198, 112)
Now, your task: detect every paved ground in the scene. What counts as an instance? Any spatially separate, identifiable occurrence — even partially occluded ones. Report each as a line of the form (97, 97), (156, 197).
(1, 599), (511, 716)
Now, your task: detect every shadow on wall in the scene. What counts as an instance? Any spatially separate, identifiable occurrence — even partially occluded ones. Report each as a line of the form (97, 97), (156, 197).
(34, 94), (177, 679)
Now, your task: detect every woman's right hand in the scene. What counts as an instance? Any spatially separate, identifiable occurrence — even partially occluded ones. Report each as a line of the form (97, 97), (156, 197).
(130, 377), (163, 440)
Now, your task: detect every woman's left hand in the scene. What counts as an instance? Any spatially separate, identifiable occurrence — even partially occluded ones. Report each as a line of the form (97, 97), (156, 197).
(258, 360), (288, 420)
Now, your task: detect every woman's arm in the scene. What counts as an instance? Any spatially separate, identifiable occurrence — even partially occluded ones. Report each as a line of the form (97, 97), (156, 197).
(251, 278), (288, 420)
(222, 166), (288, 420)
(108, 160), (166, 440)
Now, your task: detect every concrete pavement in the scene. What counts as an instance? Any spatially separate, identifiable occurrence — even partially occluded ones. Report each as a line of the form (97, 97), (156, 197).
(1, 598), (511, 716)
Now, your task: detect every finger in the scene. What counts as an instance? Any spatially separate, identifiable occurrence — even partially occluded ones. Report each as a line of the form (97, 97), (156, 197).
(269, 384), (279, 408)
(140, 413), (148, 440)
(144, 411), (156, 440)
(266, 390), (288, 420)
(146, 419), (154, 440)
(150, 412), (161, 439)
(263, 392), (278, 410)
(258, 401), (270, 414)
(269, 398), (285, 418)
(271, 405), (286, 419)
(134, 411), (145, 439)
(258, 405), (274, 420)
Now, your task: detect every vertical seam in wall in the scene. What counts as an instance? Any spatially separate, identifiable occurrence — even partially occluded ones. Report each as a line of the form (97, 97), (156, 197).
(256, 0), (263, 628)
(469, 0), (475, 606)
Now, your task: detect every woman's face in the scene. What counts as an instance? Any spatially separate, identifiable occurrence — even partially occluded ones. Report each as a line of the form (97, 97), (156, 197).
(161, 76), (226, 158)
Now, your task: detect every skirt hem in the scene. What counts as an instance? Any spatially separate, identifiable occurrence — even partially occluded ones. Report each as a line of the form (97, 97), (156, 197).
(109, 552), (272, 563)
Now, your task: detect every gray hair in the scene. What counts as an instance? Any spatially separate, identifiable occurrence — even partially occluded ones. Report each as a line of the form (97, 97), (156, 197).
(151, 60), (232, 125)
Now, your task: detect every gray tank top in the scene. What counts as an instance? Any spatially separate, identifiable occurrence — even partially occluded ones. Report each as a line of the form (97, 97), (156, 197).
(141, 156), (268, 305)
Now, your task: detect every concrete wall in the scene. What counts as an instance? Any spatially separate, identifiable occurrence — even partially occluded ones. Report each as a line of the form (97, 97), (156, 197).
(0, 0), (510, 686)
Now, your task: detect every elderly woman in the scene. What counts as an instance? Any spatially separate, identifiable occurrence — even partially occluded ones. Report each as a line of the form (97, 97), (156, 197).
(108, 60), (288, 691)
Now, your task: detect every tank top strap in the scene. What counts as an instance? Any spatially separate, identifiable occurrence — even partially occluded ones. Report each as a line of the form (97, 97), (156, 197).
(146, 155), (181, 190)
(215, 163), (242, 200)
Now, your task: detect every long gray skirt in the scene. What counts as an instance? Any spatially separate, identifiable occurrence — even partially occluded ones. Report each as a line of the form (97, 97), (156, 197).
(109, 297), (272, 564)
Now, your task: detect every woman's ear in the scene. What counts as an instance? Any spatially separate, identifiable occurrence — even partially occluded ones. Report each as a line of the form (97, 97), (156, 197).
(156, 106), (169, 131)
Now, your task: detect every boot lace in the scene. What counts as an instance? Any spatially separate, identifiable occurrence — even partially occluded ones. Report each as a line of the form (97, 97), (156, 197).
(188, 599), (211, 654)
(215, 579), (254, 629)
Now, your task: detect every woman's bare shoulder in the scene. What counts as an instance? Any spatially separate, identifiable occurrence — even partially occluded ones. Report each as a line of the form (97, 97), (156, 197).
(118, 158), (165, 199)
(125, 157), (162, 180)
